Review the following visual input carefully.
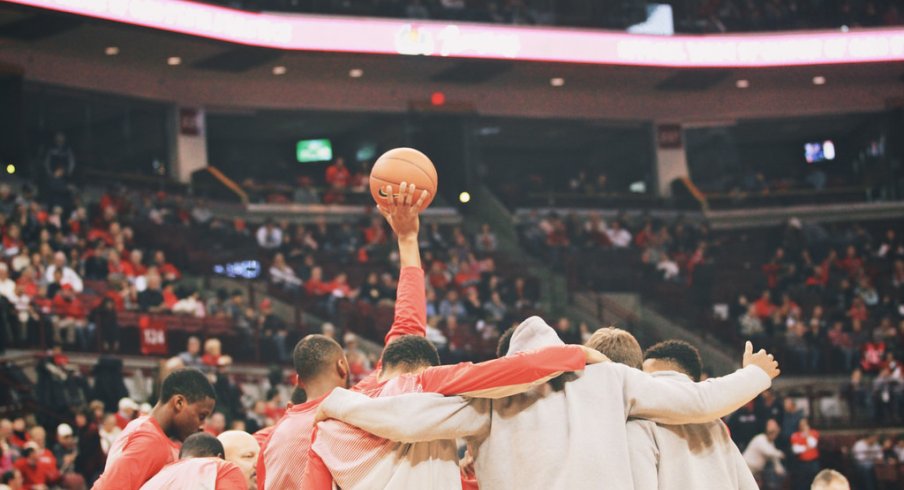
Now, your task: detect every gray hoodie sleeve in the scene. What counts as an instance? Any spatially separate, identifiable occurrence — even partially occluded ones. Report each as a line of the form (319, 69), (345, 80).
(620, 364), (772, 425)
(318, 388), (491, 443)
(626, 420), (659, 490)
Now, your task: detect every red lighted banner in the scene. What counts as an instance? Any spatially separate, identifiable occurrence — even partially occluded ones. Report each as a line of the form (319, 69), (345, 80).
(4, 0), (904, 67)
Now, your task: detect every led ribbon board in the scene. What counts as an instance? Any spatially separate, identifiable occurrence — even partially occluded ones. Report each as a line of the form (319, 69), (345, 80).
(5, 0), (904, 67)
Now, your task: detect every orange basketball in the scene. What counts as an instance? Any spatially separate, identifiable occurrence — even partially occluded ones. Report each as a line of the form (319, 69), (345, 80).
(369, 147), (437, 210)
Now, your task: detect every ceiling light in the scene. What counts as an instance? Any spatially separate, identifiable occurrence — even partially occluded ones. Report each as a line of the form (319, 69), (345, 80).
(812, 76), (826, 85)
(735, 79), (749, 88)
(105, 46), (119, 56)
(167, 56), (182, 66)
(349, 68), (364, 78)
(550, 77), (565, 87)
(272, 65), (287, 75)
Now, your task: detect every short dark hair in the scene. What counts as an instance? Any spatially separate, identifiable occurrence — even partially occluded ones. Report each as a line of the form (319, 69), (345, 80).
(290, 386), (307, 405)
(1, 470), (16, 484)
(496, 326), (517, 358)
(179, 432), (224, 459)
(160, 369), (217, 404)
(644, 340), (703, 381)
(585, 327), (643, 369)
(293, 335), (344, 382)
(381, 335), (440, 371)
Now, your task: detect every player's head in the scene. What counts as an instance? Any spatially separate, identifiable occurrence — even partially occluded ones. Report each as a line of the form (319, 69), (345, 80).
(642, 340), (703, 381)
(811, 469), (850, 490)
(381, 335), (440, 373)
(585, 327), (642, 369)
(218, 430), (259, 490)
(496, 325), (517, 358)
(179, 432), (224, 459)
(159, 368), (217, 442)
(293, 335), (348, 387)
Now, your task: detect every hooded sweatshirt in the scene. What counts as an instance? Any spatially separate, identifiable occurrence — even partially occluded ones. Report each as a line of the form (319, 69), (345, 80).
(626, 371), (759, 490)
(317, 316), (772, 490)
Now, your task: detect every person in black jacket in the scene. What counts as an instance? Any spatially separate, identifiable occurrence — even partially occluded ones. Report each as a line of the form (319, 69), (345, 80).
(90, 298), (119, 353)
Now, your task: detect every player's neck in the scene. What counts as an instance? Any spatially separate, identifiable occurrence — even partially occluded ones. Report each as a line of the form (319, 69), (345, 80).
(303, 377), (343, 401)
(150, 404), (175, 439)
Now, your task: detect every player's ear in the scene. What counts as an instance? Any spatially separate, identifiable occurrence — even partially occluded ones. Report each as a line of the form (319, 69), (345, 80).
(172, 394), (185, 412)
(336, 356), (349, 381)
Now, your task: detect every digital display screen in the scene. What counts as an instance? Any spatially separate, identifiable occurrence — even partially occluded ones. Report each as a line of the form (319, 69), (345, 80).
(213, 260), (261, 279)
(804, 140), (835, 163)
(296, 139), (333, 163)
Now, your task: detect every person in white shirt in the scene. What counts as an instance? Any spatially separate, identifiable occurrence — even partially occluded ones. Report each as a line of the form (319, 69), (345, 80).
(626, 340), (758, 490)
(44, 251), (84, 293)
(810, 469), (850, 490)
(851, 434), (883, 490)
(256, 220), (283, 250)
(314, 318), (780, 490)
(268, 253), (302, 290)
(743, 419), (786, 489)
(0, 263), (16, 303)
(606, 220), (633, 248)
(98, 414), (121, 455)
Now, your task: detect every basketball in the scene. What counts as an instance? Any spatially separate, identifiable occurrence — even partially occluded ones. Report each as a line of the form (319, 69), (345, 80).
(369, 147), (438, 210)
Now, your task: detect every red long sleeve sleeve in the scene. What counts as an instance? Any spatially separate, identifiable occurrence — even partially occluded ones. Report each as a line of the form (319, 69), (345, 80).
(384, 267), (427, 345)
(419, 345), (586, 396)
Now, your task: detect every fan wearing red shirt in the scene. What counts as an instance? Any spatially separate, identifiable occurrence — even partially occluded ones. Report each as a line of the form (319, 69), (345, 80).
(752, 290), (775, 321)
(15, 444), (59, 489)
(139, 433), (245, 490)
(257, 183), (430, 490)
(92, 369), (217, 490)
(790, 419), (820, 488)
(324, 157), (351, 188)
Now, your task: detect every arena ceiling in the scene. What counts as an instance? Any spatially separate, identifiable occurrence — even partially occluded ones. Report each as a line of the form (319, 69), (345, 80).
(1, 4), (902, 121)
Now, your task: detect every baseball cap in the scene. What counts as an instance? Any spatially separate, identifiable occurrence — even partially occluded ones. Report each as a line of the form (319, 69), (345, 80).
(118, 397), (139, 412)
(57, 423), (73, 438)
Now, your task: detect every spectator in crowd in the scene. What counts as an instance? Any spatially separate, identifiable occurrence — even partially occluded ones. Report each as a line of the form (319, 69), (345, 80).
(51, 424), (84, 489)
(606, 220), (632, 248)
(201, 338), (224, 369)
(43, 132), (76, 178)
(114, 398), (138, 430)
(851, 434), (883, 490)
(52, 285), (88, 348)
(97, 414), (120, 457)
(325, 157), (350, 189)
(439, 290), (466, 320)
(256, 220), (283, 250)
(179, 337), (203, 368)
(344, 333), (373, 386)
(44, 252), (83, 293)
(172, 289), (207, 318)
(269, 253), (302, 291)
(0, 468), (23, 490)
(555, 317), (581, 345)
(475, 224), (498, 253)
(743, 419), (786, 490)
(781, 398), (804, 446)
(14, 444), (58, 490)
(137, 274), (166, 313)
(0, 264), (15, 303)
(258, 299), (289, 363)
(89, 297), (119, 353)
(790, 419), (820, 488)
(810, 469), (850, 490)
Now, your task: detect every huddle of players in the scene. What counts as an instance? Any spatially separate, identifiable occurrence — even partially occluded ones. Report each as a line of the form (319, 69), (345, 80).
(88, 183), (850, 490)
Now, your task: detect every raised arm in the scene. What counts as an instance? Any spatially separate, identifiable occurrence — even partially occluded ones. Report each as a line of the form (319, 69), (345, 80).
(316, 389), (491, 443)
(378, 182), (429, 346)
(420, 344), (602, 398)
(622, 342), (779, 425)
